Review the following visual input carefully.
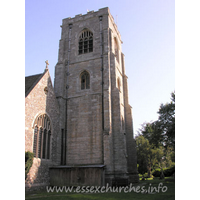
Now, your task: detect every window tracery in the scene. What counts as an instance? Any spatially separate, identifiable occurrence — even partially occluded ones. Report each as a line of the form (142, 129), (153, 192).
(33, 114), (51, 159)
(79, 29), (93, 54)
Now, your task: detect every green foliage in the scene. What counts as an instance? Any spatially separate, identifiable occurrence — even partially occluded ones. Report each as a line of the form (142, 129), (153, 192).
(152, 165), (175, 177)
(138, 174), (143, 178)
(135, 135), (150, 175)
(136, 135), (166, 177)
(164, 146), (175, 168)
(157, 92), (175, 149)
(163, 165), (175, 177)
(152, 169), (161, 177)
(25, 151), (34, 180)
(139, 92), (175, 150)
(136, 92), (175, 177)
(139, 122), (163, 148)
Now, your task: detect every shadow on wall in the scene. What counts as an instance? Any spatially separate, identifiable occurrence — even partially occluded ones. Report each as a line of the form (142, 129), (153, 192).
(25, 158), (51, 191)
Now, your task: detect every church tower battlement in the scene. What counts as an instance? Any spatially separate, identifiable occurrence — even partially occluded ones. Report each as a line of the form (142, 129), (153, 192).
(53, 7), (139, 186)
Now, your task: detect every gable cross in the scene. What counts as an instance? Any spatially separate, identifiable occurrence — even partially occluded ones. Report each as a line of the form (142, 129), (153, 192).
(45, 60), (49, 69)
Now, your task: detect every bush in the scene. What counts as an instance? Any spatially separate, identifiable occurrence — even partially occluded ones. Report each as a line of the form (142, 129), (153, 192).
(152, 166), (175, 177)
(25, 151), (34, 180)
(139, 172), (154, 180)
(138, 174), (143, 178)
(163, 166), (175, 177)
(152, 169), (161, 177)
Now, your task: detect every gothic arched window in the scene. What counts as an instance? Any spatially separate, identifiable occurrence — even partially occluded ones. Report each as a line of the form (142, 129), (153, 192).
(79, 29), (93, 54)
(80, 71), (90, 90)
(33, 114), (51, 159)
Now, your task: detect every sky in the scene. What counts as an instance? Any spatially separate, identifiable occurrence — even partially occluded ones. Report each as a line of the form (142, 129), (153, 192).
(25, 0), (175, 135)
(2, 0), (200, 197)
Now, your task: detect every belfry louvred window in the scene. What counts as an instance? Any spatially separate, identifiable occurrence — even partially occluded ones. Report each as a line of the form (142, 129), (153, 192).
(79, 29), (93, 54)
(33, 114), (51, 159)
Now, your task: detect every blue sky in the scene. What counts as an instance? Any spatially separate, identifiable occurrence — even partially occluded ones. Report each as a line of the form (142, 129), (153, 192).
(25, 0), (175, 135)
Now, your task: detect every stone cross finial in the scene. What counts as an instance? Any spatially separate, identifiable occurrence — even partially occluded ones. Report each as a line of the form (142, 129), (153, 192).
(45, 60), (49, 69)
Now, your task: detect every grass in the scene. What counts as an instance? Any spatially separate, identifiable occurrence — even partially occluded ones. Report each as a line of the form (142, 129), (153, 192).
(25, 177), (175, 200)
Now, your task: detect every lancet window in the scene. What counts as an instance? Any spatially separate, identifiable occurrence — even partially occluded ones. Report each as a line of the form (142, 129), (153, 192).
(80, 71), (90, 90)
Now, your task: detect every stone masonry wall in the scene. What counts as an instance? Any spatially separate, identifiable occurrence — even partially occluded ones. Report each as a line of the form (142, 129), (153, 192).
(54, 8), (110, 166)
(25, 70), (60, 189)
(54, 7), (138, 184)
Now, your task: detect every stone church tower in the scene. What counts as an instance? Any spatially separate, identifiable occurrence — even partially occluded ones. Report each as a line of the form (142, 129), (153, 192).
(52, 7), (139, 185)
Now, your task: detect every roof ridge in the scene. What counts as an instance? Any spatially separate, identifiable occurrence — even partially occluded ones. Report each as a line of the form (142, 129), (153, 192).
(25, 73), (43, 78)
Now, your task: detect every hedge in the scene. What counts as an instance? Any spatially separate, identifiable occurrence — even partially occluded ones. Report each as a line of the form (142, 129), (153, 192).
(25, 151), (34, 180)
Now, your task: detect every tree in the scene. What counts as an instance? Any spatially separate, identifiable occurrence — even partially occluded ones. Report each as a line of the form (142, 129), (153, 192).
(136, 135), (164, 178)
(136, 92), (175, 177)
(139, 121), (163, 148)
(139, 92), (175, 149)
(135, 135), (150, 177)
(157, 92), (175, 149)
(164, 146), (175, 167)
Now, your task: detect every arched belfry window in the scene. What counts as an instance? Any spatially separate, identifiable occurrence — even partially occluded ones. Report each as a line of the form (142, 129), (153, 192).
(80, 71), (90, 90)
(79, 29), (93, 54)
(33, 114), (51, 159)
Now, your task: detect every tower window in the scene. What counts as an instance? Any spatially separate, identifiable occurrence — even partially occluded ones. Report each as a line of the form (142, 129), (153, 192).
(33, 114), (51, 159)
(117, 77), (121, 92)
(121, 116), (125, 131)
(114, 37), (119, 63)
(80, 71), (90, 90)
(79, 30), (93, 54)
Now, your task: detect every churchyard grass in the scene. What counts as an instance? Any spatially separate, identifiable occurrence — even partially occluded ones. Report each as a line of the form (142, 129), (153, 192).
(25, 177), (175, 200)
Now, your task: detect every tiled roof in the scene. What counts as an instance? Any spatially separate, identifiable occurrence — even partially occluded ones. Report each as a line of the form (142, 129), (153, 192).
(25, 73), (43, 97)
